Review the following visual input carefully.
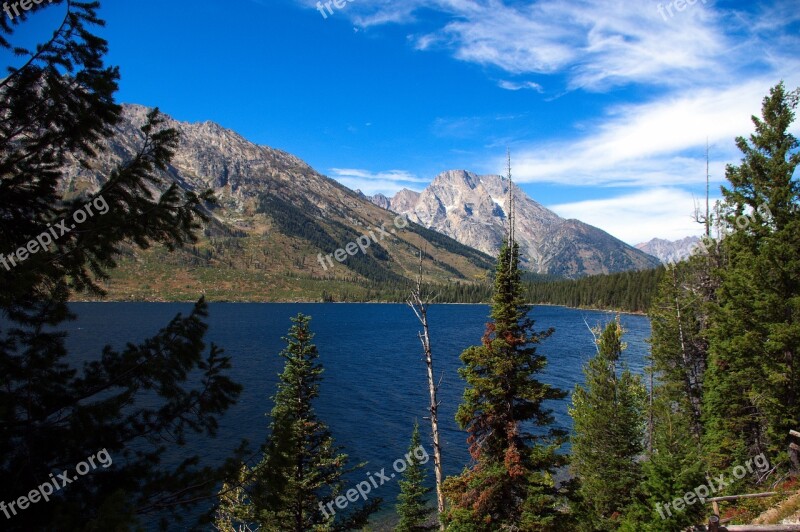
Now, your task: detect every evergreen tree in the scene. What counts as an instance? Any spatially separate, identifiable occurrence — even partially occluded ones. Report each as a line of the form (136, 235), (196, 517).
(703, 82), (800, 472)
(648, 254), (716, 445)
(396, 422), (436, 532)
(618, 397), (706, 532)
(569, 317), (646, 531)
(215, 465), (258, 532)
(216, 314), (379, 531)
(625, 255), (715, 531)
(442, 239), (568, 531)
(0, 2), (243, 528)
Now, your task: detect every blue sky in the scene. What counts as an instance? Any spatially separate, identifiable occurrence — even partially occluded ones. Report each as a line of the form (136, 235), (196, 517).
(6, 0), (800, 243)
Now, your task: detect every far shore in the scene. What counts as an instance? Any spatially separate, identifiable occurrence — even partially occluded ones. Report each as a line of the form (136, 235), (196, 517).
(69, 298), (647, 316)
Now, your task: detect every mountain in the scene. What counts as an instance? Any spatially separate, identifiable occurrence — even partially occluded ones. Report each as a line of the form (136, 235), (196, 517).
(389, 189), (421, 213)
(370, 170), (660, 278)
(635, 236), (700, 265)
(368, 193), (392, 210)
(63, 105), (496, 301)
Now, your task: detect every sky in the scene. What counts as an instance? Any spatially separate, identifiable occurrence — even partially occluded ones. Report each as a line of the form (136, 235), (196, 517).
(5, 0), (800, 244)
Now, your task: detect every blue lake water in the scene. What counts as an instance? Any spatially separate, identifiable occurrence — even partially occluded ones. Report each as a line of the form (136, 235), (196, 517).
(59, 303), (651, 529)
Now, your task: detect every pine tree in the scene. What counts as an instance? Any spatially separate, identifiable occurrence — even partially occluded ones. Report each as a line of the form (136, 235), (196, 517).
(215, 465), (258, 532)
(0, 2), (243, 528)
(569, 317), (646, 530)
(618, 396), (706, 532)
(442, 237), (568, 531)
(649, 255), (715, 444)
(396, 422), (436, 532)
(216, 314), (379, 531)
(703, 82), (800, 472)
(624, 255), (715, 531)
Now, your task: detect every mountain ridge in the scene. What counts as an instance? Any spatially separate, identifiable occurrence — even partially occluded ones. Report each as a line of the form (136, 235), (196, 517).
(63, 105), (497, 301)
(369, 170), (660, 278)
(635, 236), (701, 265)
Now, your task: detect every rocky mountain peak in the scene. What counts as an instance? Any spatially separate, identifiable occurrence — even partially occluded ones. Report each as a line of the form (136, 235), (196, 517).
(375, 170), (659, 278)
(370, 193), (391, 210)
(96, 105), (658, 280)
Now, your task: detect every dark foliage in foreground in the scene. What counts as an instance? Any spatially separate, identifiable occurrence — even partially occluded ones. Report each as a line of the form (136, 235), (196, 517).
(0, 1), (244, 528)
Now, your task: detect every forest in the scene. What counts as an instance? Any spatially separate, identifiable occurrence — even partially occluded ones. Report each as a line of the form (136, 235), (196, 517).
(321, 266), (664, 312)
(524, 267), (664, 313)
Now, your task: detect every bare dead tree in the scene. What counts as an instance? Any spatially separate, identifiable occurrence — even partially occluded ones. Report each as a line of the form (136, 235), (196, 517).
(407, 250), (445, 527)
(692, 138), (714, 237)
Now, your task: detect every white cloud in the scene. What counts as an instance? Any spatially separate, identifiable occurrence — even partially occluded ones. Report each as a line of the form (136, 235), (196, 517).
(308, 0), (798, 95)
(503, 78), (798, 187)
(498, 80), (543, 92)
(505, 76), (800, 188)
(328, 168), (427, 196)
(549, 188), (710, 245)
(321, 0), (734, 90)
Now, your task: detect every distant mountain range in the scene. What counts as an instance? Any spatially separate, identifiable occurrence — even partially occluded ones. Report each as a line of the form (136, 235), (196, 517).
(366, 170), (660, 278)
(61, 105), (667, 300)
(635, 236), (701, 265)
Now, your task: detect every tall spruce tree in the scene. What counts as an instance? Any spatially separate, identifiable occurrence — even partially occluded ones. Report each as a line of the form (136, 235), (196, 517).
(0, 1), (243, 529)
(442, 234), (568, 531)
(624, 256), (714, 531)
(618, 396), (706, 532)
(569, 317), (646, 531)
(396, 422), (436, 532)
(648, 256), (714, 446)
(703, 82), (800, 472)
(215, 314), (379, 531)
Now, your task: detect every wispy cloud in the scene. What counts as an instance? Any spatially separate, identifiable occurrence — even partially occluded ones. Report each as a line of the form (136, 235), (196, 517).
(324, 0), (734, 90)
(431, 113), (528, 142)
(549, 188), (711, 245)
(504, 78), (800, 187)
(328, 168), (427, 196)
(431, 116), (488, 139)
(498, 80), (543, 92)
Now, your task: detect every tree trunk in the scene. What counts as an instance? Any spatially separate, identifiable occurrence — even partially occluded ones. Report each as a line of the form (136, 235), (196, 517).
(408, 253), (445, 529)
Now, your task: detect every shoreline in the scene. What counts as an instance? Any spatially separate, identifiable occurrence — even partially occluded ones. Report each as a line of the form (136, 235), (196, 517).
(69, 298), (647, 315)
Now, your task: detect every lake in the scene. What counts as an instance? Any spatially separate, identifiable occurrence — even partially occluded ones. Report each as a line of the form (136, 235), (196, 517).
(61, 303), (651, 529)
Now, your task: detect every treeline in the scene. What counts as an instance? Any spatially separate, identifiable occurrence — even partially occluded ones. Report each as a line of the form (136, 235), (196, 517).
(321, 280), (494, 303)
(320, 268), (664, 311)
(525, 267), (665, 313)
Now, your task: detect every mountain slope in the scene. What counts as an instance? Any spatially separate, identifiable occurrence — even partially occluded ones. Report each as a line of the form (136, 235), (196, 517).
(373, 170), (660, 278)
(64, 105), (496, 301)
